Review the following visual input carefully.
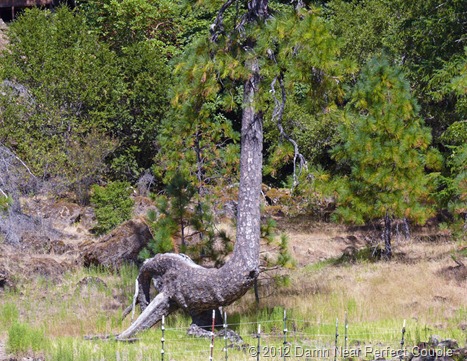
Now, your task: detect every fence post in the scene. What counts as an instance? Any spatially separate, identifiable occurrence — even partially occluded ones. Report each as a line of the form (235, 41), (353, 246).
(257, 324), (261, 361)
(344, 312), (348, 353)
(334, 318), (339, 361)
(161, 315), (165, 361)
(400, 320), (406, 361)
(224, 311), (228, 361)
(283, 309), (288, 361)
(210, 310), (215, 361)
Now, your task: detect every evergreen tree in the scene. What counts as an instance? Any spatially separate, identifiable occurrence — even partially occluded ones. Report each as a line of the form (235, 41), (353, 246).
(331, 56), (435, 258)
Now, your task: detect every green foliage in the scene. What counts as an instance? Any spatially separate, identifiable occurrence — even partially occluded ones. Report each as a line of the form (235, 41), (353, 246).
(259, 222), (295, 291)
(0, 195), (12, 212)
(291, 167), (336, 219)
(90, 181), (134, 235)
(328, 0), (467, 136)
(169, 3), (345, 191)
(326, 0), (401, 65)
(331, 56), (434, 225)
(0, 5), (176, 192)
(142, 173), (195, 255)
(154, 96), (241, 194)
(140, 173), (233, 265)
(446, 144), (467, 218)
(260, 219), (295, 269)
(0, 7), (122, 199)
(111, 40), (172, 181)
(77, 0), (180, 53)
(7, 322), (48, 355)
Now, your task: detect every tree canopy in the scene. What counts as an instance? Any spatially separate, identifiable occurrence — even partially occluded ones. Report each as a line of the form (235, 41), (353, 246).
(0, 0), (465, 239)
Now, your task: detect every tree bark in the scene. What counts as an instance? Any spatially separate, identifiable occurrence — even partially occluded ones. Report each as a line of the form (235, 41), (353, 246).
(116, 3), (266, 338)
(383, 214), (392, 260)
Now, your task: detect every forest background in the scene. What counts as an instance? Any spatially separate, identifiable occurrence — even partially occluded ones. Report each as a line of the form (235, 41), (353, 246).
(0, 0), (466, 254)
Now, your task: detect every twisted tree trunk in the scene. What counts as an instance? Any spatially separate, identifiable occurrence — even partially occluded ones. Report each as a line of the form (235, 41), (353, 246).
(116, 5), (266, 337)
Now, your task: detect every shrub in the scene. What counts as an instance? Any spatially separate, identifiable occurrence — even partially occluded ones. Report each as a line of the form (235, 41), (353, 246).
(90, 181), (134, 235)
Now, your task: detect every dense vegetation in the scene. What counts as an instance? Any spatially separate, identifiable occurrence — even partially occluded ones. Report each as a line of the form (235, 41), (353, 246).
(0, 0), (465, 251)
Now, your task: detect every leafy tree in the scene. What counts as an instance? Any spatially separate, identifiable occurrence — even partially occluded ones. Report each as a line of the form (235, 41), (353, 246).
(331, 57), (436, 258)
(76, 0), (180, 53)
(0, 5), (176, 190)
(139, 172), (234, 266)
(75, 0), (179, 181)
(326, 0), (401, 65)
(0, 7), (122, 201)
(144, 173), (196, 254)
(110, 41), (172, 181)
(446, 144), (467, 223)
(154, 97), (241, 195)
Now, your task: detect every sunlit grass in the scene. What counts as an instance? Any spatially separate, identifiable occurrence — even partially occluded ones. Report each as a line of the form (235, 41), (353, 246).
(0, 237), (466, 360)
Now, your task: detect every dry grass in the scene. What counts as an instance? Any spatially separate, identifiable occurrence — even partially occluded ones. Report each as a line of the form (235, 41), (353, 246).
(0, 221), (465, 360)
(244, 236), (467, 337)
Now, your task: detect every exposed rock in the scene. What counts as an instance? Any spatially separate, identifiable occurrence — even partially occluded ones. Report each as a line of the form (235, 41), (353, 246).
(185, 324), (243, 344)
(187, 324), (213, 338)
(132, 196), (157, 218)
(438, 339), (458, 349)
(81, 218), (151, 269)
(22, 198), (95, 230)
(48, 240), (73, 255)
(0, 246), (77, 283)
(76, 276), (107, 289)
(452, 347), (467, 361)
(0, 267), (13, 290)
(429, 335), (441, 346)
(217, 328), (244, 344)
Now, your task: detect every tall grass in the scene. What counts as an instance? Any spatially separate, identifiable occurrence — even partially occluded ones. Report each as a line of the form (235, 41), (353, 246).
(0, 242), (465, 360)
(7, 322), (49, 355)
(0, 302), (19, 330)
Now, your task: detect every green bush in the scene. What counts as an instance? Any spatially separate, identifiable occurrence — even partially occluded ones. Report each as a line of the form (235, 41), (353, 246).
(90, 181), (134, 235)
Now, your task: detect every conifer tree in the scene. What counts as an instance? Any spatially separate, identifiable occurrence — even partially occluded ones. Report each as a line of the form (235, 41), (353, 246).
(332, 56), (434, 259)
(116, 0), (342, 339)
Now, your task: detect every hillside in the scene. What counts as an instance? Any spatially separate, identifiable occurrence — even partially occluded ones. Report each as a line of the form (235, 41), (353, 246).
(0, 197), (465, 361)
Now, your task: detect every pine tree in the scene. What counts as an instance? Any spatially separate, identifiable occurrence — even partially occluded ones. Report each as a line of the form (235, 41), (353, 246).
(332, 56), (434, 259)
(116, 1), (343, 339)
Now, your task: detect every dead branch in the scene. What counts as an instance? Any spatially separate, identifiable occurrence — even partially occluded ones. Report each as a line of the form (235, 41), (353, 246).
(270, 75), (307, 188)
(210, 0), (237, 42)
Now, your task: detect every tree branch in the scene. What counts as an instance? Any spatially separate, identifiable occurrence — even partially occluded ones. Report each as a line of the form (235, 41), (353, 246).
(0, 143), (36, 179)
(270, 75), (307, 188)
(210, 0), (237, 42)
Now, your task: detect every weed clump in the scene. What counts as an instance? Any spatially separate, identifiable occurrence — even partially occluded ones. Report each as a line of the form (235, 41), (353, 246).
(7, 322), (48, 355)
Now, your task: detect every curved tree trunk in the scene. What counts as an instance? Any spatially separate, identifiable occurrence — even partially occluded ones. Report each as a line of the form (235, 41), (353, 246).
(116, 10), (265, 338)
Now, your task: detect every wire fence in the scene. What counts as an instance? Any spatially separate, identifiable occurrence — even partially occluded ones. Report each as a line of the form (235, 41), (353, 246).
(154, 310), (464, 361)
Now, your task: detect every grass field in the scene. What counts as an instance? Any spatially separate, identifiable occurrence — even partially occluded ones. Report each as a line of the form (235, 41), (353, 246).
(0, 227), (466, 360)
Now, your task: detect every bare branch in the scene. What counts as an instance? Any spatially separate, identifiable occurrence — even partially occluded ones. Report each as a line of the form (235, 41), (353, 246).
(210, 0), (237, 42)
(270, 75), (307, 188)
(452, 255), (465, 268)
(293, 0), (304, 11)
(0, 143), (36, 179)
